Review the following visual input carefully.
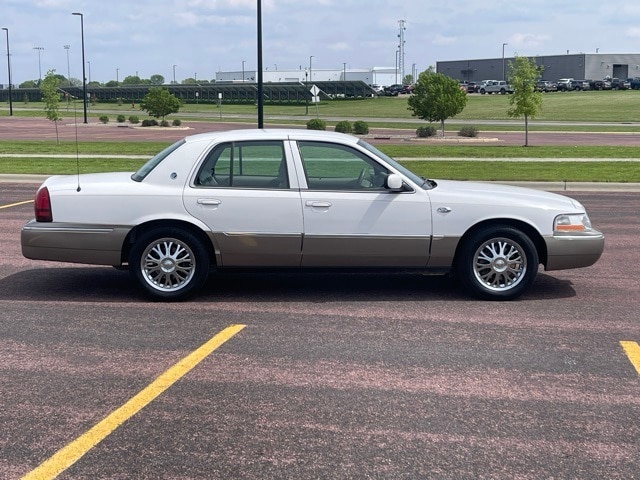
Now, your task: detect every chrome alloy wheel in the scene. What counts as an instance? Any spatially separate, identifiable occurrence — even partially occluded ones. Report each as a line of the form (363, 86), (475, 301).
(140, 237), (196, 292)
(472, 237), (527, 292)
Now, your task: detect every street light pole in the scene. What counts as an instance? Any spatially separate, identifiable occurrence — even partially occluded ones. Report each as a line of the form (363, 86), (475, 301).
(172, 64), (176, 84)
(33, 46), (44, 82)
(309, 55), (314, 82)
(64, 45), (71, 86)
(2, 27), (13, 115)
(502, 42), (508, 81)
(72, 12), (88, 123)
(257, 0), (264, 128)
(242, 60), (245, 82)
(1, 27), (12, 116)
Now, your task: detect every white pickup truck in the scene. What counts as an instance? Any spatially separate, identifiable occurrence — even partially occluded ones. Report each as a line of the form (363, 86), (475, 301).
(478, 80), (514, 94)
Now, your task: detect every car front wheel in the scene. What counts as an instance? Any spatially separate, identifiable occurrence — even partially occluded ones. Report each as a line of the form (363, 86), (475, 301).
(130, 227), (210, 301)
(455, 226), (539, 300)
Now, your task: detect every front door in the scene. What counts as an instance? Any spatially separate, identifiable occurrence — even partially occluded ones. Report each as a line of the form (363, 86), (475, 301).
(294, 140), (431, 267)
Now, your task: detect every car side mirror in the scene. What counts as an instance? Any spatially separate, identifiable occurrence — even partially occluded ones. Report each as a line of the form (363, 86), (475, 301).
(385, 173), (404, 191)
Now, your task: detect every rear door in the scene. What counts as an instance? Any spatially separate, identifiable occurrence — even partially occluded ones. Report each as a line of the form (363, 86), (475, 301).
(183, 139), (303, 267)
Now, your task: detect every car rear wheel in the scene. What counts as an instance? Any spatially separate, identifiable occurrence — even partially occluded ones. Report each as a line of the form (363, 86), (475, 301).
(130, 227), (209, 301)
(455, 225), (538, 300)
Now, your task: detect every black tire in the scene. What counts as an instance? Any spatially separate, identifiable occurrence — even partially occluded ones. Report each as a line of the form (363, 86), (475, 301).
(454, 225), (539, 300)
(129, 227), (210, 301)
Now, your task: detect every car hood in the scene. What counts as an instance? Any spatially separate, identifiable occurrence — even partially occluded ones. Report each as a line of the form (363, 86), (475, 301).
(431, 179), (584, 211)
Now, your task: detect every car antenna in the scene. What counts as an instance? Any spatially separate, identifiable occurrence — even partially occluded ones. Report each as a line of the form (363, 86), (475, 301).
(59, 88), (82, 191)
(71, 91), (81, 192)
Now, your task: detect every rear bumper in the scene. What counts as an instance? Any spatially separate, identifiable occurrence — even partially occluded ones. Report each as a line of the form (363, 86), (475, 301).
(544, 230), (605, 271)
(21, 220), (130, 266)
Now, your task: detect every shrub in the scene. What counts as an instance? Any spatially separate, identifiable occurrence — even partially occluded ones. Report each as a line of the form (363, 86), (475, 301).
(128, 115), (139, 124)
(416, 125), (437, 138)
(306, 118), (326, 130)
(99, 115), (109, 124)
(458, 126), (479, 138)
(334, 120), (353, 133)
(141, 118), (159, 127)
(172, 118), (182, 126)
(353, 120), (369, 135)
(160, 120), (170, 127)
(116, 114), (126, 123)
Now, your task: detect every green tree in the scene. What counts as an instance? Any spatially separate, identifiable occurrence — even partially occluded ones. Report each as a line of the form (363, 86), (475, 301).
(402, 74), (413, 85)
(149, 74), (165, 85)
(407, 70), (467, 136)
(507, 55), (544, 147)
(19, 80), (38, 88)
(40, 69), (62, 144)
(122, 75), (142, 85)
(140, 87), (180, 121)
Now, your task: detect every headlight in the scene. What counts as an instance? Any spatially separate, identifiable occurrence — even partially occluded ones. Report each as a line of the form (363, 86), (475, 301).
(554, 213), (593, 234)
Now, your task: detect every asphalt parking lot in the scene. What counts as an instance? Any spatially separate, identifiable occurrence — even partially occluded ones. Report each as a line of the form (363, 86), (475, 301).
(1, 182), (639, 479)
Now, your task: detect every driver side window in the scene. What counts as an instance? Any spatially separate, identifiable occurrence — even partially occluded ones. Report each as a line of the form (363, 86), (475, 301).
(297, 141), (389, 191)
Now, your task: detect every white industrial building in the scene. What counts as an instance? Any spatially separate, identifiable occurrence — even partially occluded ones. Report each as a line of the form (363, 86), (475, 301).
(215, 67), (401, 87)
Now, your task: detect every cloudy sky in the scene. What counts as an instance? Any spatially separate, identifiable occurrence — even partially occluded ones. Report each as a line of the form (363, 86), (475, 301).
(3, 0), (640, 84)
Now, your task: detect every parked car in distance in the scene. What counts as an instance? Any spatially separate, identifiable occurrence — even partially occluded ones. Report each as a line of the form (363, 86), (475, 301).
(382, 84), (404, 96)
(400, 84), (414, 94)
(588, 79), (610, 90)
(570, 79), (590, 91)
(463, 81), (479, 93)
(629, 77), (640, 90)
(535, 81), (558, 92)
(609, 78), (630, 90)
(556, 78), (574, 91)
(21, 129), (604, 302)
(478, 80), (513, 94)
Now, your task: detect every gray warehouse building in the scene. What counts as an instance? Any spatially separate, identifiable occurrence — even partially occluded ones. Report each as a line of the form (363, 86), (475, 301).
(437, 53), (640, 83)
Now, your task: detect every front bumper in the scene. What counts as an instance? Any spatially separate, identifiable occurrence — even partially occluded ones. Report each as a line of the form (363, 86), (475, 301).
(544, 230), (605, 271)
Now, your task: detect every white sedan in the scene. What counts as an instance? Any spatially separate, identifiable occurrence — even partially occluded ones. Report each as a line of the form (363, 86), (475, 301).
(21, 129), (604, 301)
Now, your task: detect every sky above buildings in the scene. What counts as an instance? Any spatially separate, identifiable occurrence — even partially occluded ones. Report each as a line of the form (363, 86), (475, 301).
(3, 0), (640, 84)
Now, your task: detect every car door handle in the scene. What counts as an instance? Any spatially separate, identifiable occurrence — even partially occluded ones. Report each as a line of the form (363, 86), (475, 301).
(197, 198), (222, 206)
(305, 201), (332, 208)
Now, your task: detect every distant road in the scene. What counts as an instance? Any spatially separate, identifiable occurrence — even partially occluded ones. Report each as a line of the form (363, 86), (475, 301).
(2, 116), (640, 147)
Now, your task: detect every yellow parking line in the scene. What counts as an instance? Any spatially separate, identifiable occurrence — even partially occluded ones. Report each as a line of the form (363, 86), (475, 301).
(22, 324), (246, 480)
(620, 341), (640, 375)
(0, 200), (33, 210)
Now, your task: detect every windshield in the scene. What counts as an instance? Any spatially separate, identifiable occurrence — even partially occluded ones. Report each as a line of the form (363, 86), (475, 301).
(131, 139), (185, 182)
(357, 139), (433, 189)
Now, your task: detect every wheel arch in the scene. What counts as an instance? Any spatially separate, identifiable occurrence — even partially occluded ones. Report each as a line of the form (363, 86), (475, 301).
(121, 219), (216, 266)
(453, 218), (547, 268)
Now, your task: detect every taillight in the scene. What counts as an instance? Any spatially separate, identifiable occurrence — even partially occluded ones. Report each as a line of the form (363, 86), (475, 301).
(34, 187), (52, 222)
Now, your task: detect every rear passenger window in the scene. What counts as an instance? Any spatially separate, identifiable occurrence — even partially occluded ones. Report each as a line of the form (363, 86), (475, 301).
(196, 141), (288, 189)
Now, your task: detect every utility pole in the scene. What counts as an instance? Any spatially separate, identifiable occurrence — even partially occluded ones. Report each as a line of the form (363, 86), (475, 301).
(397, 20), (406, 83)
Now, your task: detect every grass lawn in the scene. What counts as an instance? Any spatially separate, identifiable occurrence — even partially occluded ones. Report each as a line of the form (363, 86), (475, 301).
(2, 91), (640, 181)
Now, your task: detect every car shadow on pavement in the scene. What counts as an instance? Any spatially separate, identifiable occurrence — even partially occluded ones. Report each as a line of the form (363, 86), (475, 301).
(1, 268), (576, 303)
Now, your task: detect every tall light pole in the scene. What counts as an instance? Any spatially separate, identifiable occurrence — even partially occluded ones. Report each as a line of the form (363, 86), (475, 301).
(502, 42), (508, 81)
(116, 67), (119, 84)
(87, 60), (91, 83)
(309, 55), (314, 82)
(1, 27), (12, 116)
(242, 60), (245, 82)
(72, 12), (87, 123)
(64, 45), (71, 86)
(172, 64), (176, 84)
(257, 0), (264, 127)
(395, 49), (399, 84)
(33, 46), (44, 82)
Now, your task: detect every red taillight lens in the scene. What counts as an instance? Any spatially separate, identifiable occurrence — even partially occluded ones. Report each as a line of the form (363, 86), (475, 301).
(34, 187), (52, 222)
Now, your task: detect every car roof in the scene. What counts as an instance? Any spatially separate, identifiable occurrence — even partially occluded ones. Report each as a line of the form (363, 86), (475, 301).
(182, 128), (362, 146)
